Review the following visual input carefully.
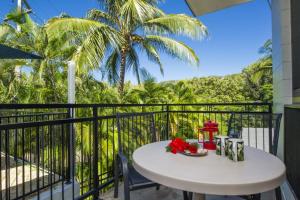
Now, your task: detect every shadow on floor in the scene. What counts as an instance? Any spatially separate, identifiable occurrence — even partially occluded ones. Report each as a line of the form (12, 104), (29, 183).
(101, 184), (275, 200)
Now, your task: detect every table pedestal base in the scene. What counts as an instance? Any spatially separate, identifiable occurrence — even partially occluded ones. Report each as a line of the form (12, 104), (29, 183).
(193, 193), (205, 200)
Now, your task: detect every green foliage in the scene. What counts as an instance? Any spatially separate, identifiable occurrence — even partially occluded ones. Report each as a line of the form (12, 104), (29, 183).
(242, 59), (273, 102)
(185, 74), (245, 103)
(0, 59), (273, 104)
(251, 40), (272, 84)
(0, 13), (75, 103)
(46, 0), (207, 95)
(0, 3), (272, 104)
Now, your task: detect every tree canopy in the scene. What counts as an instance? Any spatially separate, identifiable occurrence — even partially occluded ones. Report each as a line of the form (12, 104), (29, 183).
(0, 2), (272, 104)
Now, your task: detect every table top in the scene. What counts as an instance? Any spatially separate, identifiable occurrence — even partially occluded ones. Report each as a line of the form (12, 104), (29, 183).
(132, 141), (286, 195)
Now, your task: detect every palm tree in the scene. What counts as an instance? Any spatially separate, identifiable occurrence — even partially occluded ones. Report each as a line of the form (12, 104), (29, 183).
(0, 13), (41, 102)
(46, 0), (207, 95)
(128, 77), (168, 104)
(0, 59), (28, 102)
(0, 12), (80, 102)
(163, 81), (196, 103)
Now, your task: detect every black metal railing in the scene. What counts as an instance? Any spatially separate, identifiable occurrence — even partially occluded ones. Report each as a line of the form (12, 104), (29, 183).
(0, 103), (273, 200)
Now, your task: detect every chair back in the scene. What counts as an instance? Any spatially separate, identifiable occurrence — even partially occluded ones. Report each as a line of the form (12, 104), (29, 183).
(272, 113), (282, 156)
(227, 112), (282, 155)
(227, 113), (242, 138)
(116, 112), (157, 161)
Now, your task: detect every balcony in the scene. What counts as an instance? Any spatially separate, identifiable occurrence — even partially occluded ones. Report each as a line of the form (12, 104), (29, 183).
(0, 103), (280, 200)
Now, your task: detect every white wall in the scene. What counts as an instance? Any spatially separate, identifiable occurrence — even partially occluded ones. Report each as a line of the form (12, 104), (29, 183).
(272, 0), (293, 160)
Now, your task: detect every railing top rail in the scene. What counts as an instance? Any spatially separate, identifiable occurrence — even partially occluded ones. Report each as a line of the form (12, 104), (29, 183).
(0, 112), (68, 118)
(0, 111), (272, 131)
(0, 117), (94, 130)
(0, 102), (272, 109)
(0, 111), (167, 130)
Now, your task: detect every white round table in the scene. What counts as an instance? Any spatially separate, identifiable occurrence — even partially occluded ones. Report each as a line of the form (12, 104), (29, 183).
(132, 141), (286, 200)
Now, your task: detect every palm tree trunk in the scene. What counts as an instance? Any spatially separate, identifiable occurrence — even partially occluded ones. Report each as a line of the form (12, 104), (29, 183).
(118, 48), (127, 95)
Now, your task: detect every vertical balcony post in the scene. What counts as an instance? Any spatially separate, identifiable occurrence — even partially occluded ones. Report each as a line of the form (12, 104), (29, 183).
(166, 105), (170, 140)
(66, 108), (74, 183)
(67, 60), (75, 184)
(93, 107), (99, 199)
(67, 61), (76, 104)
(268, 104), (273, 154)
(14, 115), (18, 161)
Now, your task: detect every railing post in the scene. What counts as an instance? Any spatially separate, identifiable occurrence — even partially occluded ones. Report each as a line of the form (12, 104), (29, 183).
(66, 108), (74, 183)
(5, 129), (10, 199)
(14, 115), (18, 161)
(166, 105), (169, 140)
(93, 107), (99, 199)
(268, 104), (273, 154)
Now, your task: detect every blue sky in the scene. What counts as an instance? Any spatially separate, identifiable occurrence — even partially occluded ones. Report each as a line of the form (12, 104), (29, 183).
(0, 0), (271, 82)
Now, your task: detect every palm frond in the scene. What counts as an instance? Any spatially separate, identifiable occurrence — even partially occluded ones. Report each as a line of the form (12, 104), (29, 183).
(120, 0), (164, 30)
(46, 17), (123, 48)
(144, 0), (162, 5)
(5, 9), (24, 24)
(73, 28), (109, 73)
(103, 50), (120, 84)
(46, 17), (101, 39)
(21, 14), (39, 34)
(0, 59), (27, 71)
(139, 40), (163, 75)
(144, 14), (207, 40)
(87, 9), (117, 26)
(0, 23), (16, 43)
(98, 0), (123, 16)
(46, 17), (123, 71)
(127, 48), (141, 84)
(251, 68), (271, 84)
(248, 57), (272, 84)
(259, 39), (272, 56)
(146, 35), (199, 66)
(139, 67), (153, 82)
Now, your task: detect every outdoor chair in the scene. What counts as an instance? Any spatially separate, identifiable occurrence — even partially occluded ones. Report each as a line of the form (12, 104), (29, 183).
(227, 112), (242, 138)
(272, 113), (283, 200)
(271, 113), (282, 156)
(227, 113), (282, 154)
(227, 113), (283, 200)
(114, 112), (159, 200)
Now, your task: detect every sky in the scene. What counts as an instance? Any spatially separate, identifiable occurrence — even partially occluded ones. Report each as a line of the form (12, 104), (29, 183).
(0, 0), (272, 83)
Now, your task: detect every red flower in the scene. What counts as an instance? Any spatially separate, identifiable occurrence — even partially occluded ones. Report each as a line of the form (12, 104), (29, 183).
(166, 137), (198, 154)
(171, 148), (177, 154)
(188, 145), (198, 153)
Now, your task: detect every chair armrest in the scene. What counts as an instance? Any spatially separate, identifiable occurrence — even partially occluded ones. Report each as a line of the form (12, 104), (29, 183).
(114, 152), (129, 198)
(116, 152), (129, 178)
